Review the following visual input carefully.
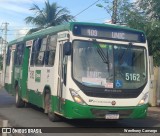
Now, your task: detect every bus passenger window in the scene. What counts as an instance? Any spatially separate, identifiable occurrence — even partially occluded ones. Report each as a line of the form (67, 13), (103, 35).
(48, 51), (55, 65)
(30, 39), (41, 66)
(36, 38), (47, 66)
(15, 44), (24, 66)
(45, 35), (57, 66)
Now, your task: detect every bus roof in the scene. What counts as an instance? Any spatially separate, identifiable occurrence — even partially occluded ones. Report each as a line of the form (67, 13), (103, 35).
(8, 22), (145, 46)
(70, 22), (144, 33)
(25, 23), (70, 41)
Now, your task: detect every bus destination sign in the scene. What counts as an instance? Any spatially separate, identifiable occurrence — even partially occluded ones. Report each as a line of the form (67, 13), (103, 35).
(73, 25), (146, 43)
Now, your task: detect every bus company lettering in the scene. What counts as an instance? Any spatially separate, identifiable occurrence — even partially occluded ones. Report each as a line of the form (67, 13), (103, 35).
(35, 70), (41, 82)
(30, 71), (34, 79)
(112, 32), (125, 39)
(104, 89), (122, 93)
(89, 99), (113, 104)
(11, 128), (42, 134)
(36, 73), (41, 78)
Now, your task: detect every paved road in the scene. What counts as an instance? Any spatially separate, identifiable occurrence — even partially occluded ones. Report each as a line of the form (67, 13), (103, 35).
(0, 88), (160, 136)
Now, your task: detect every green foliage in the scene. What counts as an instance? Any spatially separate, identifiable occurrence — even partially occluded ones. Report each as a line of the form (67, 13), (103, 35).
(145, 22), (160, 66)
(96, 0), (112, 18)
(138, 0), (160, 20)
(25, 0), (75, 28)
(97, 0), (131, 23)
(97, 0), (160, 66)
(127, 0), (160, 66)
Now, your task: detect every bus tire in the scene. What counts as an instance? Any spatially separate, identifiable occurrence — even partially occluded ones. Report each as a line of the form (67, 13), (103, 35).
(45, 93), (60, 122)
(15, 85), (25, 108)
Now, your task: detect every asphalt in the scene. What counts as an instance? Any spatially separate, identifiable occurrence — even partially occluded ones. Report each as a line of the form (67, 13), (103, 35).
(0, 107), (160, 127)
(0, 106), (159, 136)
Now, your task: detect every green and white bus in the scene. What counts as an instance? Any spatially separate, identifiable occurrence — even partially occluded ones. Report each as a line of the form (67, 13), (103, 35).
(4, 22), (149, 121)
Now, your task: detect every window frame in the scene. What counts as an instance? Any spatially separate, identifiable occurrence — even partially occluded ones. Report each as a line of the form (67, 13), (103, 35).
(29, 34), (57, 67)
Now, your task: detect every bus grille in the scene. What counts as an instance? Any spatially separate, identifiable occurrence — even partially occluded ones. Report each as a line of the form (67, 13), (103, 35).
(85, 91), (139, 98)
(91, 109), (133, 118)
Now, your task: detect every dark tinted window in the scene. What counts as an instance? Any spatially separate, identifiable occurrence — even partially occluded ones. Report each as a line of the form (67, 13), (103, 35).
(15, 44), (24, 66)
(30, 38), (41, 66)
(35, 38), (47, 66)
(45, 35), (57, 66)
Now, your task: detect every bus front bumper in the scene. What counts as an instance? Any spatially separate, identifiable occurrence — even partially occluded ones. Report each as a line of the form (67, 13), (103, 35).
(64, 100), (148, 119)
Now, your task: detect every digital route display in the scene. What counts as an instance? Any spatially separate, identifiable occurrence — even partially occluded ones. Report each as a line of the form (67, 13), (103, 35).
(73, 24), (146, 43)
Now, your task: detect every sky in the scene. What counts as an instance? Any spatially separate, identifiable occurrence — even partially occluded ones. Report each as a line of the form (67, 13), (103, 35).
(0, 0), (111, 42)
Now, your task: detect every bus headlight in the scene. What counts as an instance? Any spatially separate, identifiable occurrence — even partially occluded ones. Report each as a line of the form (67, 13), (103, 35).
(138, 92), (149, 106)
(69, 88), (87, 105)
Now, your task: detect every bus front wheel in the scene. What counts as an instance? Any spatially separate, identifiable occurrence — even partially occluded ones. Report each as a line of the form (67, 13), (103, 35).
(15, 85), (25, 108)
(45, 93), (60, 122)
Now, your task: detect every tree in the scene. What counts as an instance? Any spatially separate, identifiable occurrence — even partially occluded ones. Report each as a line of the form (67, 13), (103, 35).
(97, 0), (131, 24)
(137, 0), (160, 21)
(25, 0), (75, 28)
(97, 0), (160, 66)
(134, 0), (160, 66)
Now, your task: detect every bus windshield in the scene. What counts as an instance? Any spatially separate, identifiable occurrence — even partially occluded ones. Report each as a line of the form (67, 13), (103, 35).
(72, 40), (147, 89)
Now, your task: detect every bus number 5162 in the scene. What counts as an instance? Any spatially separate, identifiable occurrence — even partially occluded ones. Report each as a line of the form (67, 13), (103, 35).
(125, 73), (140, 81)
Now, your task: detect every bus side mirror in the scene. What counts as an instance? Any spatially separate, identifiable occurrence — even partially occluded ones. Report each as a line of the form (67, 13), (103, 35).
(63, 42), (71, 55)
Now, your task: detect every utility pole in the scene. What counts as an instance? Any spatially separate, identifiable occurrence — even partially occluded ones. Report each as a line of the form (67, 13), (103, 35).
(3, 22), (9, 51)
(0, 37), (3, 55)
(112, 0), (118, 24)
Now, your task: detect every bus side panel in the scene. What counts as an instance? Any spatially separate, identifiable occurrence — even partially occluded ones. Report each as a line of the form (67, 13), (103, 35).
(27, 36), (58, 109)
(27, 67), (54, 108)
(28, 89), (43, 108)
(21, 47), (30, 100)
(26, 44), (44, 107)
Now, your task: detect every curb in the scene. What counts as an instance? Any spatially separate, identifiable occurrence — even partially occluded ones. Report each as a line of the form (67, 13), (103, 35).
(148, 107), (160, 112)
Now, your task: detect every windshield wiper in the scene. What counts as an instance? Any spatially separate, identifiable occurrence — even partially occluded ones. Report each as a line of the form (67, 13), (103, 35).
(119, 42), (133, 65)
(92, 39), (110, 71)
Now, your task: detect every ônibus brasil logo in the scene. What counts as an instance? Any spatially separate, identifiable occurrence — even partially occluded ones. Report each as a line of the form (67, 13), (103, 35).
(35, 70), (41, 82)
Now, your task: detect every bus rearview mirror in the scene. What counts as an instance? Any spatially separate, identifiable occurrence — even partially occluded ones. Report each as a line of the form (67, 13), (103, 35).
(63, 42), (71, 55)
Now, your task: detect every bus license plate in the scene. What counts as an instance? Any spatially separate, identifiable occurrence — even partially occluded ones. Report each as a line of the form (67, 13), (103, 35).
(105, 114), (119, 119)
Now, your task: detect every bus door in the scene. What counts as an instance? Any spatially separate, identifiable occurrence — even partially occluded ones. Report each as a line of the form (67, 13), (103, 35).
(24, 40), (33, 100)
(57, 40), (68, 113)
(21, 45), (31, 100)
